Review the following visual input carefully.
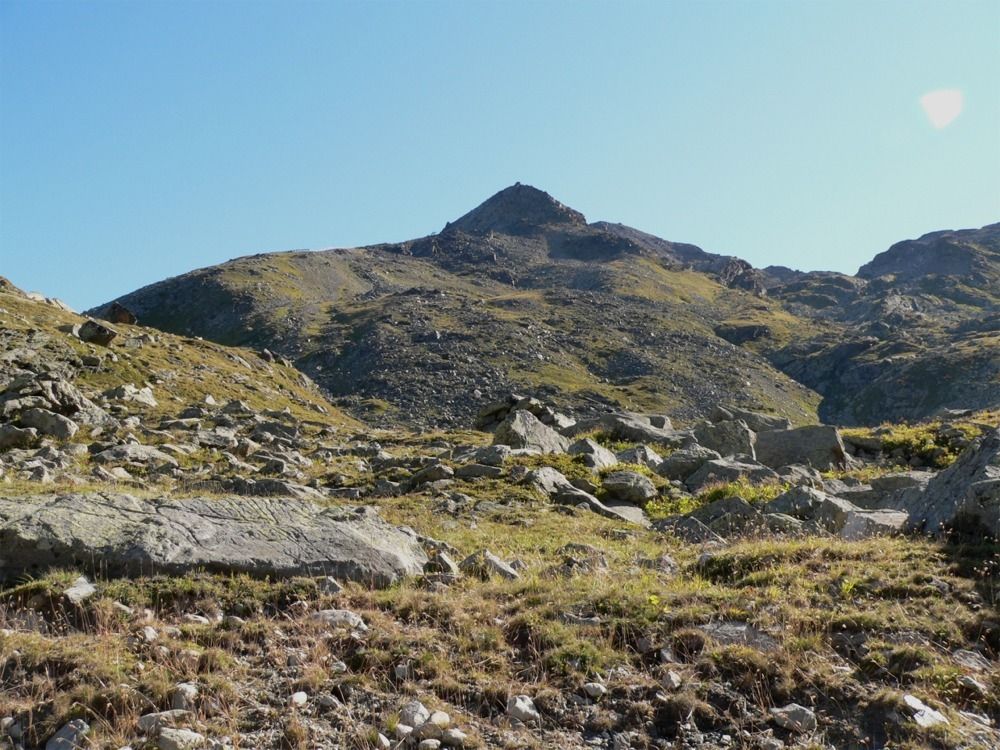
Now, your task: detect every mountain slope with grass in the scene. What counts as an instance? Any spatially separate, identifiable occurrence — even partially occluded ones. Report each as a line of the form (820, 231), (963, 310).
(2, 273), (1000, 750)
(90, 185), (999, 430)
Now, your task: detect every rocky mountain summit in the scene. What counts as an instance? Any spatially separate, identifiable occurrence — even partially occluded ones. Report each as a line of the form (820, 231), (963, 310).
(2, 277), (999, 749)
(89, 186), (999, 430)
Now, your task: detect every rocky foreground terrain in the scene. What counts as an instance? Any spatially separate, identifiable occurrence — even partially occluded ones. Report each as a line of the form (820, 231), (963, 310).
(89, 184), (1000, 429)
(1, 274), (999, 749)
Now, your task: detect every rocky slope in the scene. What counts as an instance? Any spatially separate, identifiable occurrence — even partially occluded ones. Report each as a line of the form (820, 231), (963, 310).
(2, 279), (1000, 750)
(89, 185), (999, 429)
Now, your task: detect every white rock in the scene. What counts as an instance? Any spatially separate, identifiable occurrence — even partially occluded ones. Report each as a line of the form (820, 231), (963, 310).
(136, 710), (192, 734)
(903, 694), (949, 728)
(312, 609), (368, 632)
(769, 703), (817, 733)
(662, 670), (683, 690)
(428, 711), (450, 729)
(290, 691), (308, 707)
(417, 740), (441, 750)
(506, 694), (540, 725)
(399, 699), (430, 727)
(171, 682), (199, 711)
(375, 733), (391, 749)
(583, 682), (607, 699)
(442, 728), (468, 747)
(157, 727), (206, 750)
(394, 724), (414, 741)
(63, 576), (97, 606)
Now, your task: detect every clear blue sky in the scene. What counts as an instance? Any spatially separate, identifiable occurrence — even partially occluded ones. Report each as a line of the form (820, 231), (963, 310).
(2, 0), (998, 310)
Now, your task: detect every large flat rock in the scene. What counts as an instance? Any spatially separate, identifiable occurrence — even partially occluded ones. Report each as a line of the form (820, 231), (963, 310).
(0, 493), (427, 587)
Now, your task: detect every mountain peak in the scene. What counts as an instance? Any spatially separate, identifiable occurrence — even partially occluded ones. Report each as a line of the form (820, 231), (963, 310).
(444, 183), (586, 235)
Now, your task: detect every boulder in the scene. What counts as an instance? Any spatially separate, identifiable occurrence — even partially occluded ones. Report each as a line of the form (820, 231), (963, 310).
(693, 419), (756, 459)
(656, 445), (721, 480)
(0, 423), (38, 450)
(712, 406), (792, 433)
(18, 408), (79, 440)
(893, 428), (1000, 536)
(493, 410), (569, 453)
(0, 493), (427, 586)
(688, 496), (765, 537)
(769, 704), (817, 734)
(93, 443), (179, 468)
(755, 425), (848, 471)
(615, 445), (663, 469)
(840, 509), (908, 540)
(685, 458), (779, 492)
(765, 487), (859, 532)
(459, 549), (519, 580)
(566, 412), (683, 445)
(525, 468), (650, 526)
(78, 319), (118, 346)
(106, 301), (138, 325)
(601, 470), (657, 504)
(567, 438), (618, 471)
(652, 516), (725, 544)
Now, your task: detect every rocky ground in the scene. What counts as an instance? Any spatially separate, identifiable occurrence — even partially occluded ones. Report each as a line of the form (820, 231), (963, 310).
(1, 282), (999, 749)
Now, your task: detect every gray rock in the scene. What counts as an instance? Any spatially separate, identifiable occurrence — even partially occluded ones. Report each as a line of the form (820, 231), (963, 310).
(765, 487), (859, 532)
(399, 700), (431, 728)
(653, 516), (725, 544)
(685, 458), (779, 492)
(568, 438), (618, 471)
(712, 406), (791, 433)
(18, 408), (78, 440)
(769, 703), (817, 733)
(566, 412), (682, 445)
(840, 509), (908, 540)
(136, 710), (193, 734)
(157, 728), (206, 750)
(506, 694), (540, 724)
(755, 425), (848, 471)
(410, 462), (455, 485)
(0, 423), (40, 451)
(93, 444), (179, 468)
(459, 550), (519, 580)
(601, 471), (657, 504)
(523, 466), (574, 495)
(893, 429), (1000, 536)
(455, 463), (503, 479)
(78, 319), (117, 346)
(105, 384), (158, 408)
(45, 719), (89, 749)
(693, 419), (756, 459)
(689, 496), (765, 536)
(615, 445), (663, 469)
(312, 609), (368, 631)
(493, 410), (569, 453)
(656, 445), (721, 480)
(63, 576), (97, 605)
(0, 493), (426, 586)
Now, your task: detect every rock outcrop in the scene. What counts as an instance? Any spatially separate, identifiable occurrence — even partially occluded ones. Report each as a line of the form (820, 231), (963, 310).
(894, 428), (1000, 537)
(0, 493), (427, 586)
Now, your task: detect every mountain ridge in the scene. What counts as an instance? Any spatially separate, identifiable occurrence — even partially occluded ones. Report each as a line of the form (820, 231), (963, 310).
(88, 184), (1000, 428)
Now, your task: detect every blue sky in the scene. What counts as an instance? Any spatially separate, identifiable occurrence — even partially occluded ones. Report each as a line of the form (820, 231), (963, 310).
(2, 0), (998, 310)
